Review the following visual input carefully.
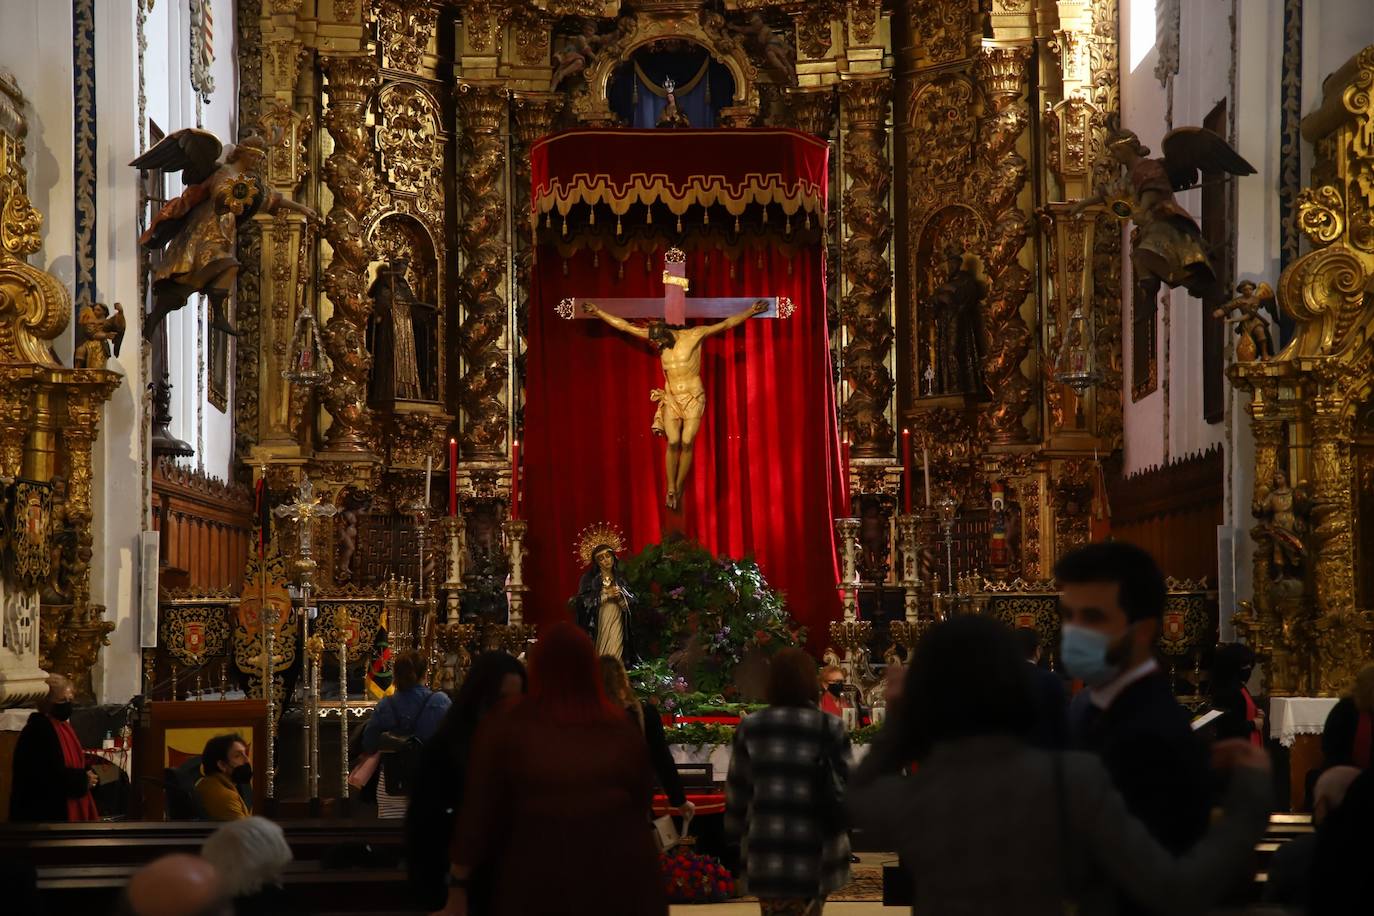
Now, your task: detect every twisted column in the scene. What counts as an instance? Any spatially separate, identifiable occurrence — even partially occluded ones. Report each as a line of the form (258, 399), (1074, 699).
(977, 46), (1034, 444)
(456, 83), (509, 459)
(319, 55), (378, 453)
(839, 75), (894, 458)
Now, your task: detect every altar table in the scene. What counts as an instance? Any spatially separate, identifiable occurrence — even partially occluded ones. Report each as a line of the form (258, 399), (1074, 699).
(669, 743), (871, 782)
(1270, 697), (1339, 812)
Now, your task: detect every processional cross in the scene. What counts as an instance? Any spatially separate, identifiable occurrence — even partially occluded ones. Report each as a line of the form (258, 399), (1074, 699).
(558, 248), (793, 510)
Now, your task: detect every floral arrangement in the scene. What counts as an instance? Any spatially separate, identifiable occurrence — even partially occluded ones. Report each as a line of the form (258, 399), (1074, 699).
(660, 719), (885, 748)
(622, 539), (805, 696)
(660, 849), (735, 903)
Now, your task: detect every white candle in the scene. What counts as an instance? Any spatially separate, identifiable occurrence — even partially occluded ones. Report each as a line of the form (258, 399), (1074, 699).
(923, 448), (931, 507)
(424, 456), (432, 507)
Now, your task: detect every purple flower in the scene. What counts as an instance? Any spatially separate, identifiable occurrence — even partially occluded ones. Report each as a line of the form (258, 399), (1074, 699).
(669, 586), (687, 599)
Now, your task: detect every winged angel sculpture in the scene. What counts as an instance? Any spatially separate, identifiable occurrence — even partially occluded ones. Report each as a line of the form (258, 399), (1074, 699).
(1074, 118), (1254, 304)
(131, 129), (316, 340)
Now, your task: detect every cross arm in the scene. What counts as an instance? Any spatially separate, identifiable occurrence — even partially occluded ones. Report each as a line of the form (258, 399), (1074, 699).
(580, 300), (650, 339)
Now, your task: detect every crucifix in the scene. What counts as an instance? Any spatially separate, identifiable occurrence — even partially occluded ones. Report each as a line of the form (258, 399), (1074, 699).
(557, 247), (793, 510)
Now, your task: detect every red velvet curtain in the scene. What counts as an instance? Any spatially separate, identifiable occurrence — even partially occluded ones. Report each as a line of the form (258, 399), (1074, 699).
(522, 242), (844, 649)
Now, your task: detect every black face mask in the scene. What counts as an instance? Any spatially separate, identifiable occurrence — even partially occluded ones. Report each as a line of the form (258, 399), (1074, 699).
(230, 763), (253, 784)
(50, 702), (73, 722)
(826, 682), (844, 698)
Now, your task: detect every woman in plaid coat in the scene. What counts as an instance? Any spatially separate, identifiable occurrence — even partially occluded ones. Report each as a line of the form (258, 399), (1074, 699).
(726, 648), (852, 915)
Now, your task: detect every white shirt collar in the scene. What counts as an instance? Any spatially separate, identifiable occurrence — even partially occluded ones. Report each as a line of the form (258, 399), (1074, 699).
(1088, 657), (1159, 710)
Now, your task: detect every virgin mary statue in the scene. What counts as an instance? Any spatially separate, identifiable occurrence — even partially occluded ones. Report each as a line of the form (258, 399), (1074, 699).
(570, 524), (635, 661)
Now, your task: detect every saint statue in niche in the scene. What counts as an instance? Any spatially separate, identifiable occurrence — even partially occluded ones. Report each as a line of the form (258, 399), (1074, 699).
(1252, 469), (1308, 583)
(930, 245), (987, 397)
(368, 260), (437, 403)
(570, 524), (635, 661)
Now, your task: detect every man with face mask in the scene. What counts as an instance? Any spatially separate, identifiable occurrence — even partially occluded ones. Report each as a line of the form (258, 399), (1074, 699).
(9, 674), (101, 821)
(1056, 542), (1212, 863)
(196, 733), (254, 821)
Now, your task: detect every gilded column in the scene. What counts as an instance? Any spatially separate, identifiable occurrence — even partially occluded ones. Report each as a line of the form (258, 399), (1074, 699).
(456, 82), (510, 460)
(319, 54), (378, 455)
(1309, 393), (1361, 696)
(838, 74), (894, 458)
(977, 45), (1035, 444)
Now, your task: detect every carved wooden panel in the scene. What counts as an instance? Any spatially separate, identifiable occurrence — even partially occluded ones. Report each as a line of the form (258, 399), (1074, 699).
(1108, 448), (1223, 581)
(152, 460), (255, 593)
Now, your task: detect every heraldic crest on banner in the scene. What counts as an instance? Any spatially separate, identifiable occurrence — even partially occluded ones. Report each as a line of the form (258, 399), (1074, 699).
(5, 480), (53, 589)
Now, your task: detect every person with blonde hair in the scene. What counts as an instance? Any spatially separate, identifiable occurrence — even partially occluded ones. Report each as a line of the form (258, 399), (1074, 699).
(599, 655), (689, 815)
(10, 674), (100, 822)
(200, 816), (294, 914)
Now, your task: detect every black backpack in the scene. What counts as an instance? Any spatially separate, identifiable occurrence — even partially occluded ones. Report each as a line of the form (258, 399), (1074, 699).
(379, 691), (439, 795)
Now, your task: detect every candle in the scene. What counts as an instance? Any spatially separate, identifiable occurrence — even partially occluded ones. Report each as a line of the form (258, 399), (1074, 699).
(902, 428), (912, 514)
(923, 447), (932, 508)
(424, 456), (432, 509)
(448, 438), (458, 517)
(511, 439), (521, 520)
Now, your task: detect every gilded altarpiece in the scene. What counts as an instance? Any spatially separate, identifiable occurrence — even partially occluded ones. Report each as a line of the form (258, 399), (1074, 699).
(897, 0), (1124, 586)
(1231, 46), (1374, 697)
(227, 0), (906, 672)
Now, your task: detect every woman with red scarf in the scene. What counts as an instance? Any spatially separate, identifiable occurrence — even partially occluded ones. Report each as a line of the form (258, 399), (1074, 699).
(10, 675), (100, 822)
(436, 622), (666, 916)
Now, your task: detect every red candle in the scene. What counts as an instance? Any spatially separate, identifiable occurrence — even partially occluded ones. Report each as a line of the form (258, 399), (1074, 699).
(448, 438), (458, 517)
(511, 438), (521, 520)
(902, 428), (912, 514)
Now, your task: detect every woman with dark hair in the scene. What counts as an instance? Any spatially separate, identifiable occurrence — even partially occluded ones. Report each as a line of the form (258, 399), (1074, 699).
(849, 615), (1273, 915)
(725, 646), (852, 915)
(361, 650), (451, 819)
(405, 652), (526, 912)
(600, 654), (690, 815)
(571, 542), (635, 661)
(1208, 643), (1262, 746)
(437, 622), (666, 916)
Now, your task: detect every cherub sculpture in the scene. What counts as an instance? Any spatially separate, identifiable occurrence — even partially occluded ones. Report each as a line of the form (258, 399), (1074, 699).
(131, 129), (316, 340)
(1074, 118), (1254, 305)
(551, 20), (609, 90)
(729, 13), (796, 83)
(1213, 280), (1275, 362)
(73, 302), (126, 370)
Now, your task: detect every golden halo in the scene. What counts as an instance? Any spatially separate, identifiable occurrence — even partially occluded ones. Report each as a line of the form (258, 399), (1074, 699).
(576, 522), (626, 567)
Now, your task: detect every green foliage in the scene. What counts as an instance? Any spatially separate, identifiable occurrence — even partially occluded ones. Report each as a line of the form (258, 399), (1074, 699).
(662, 720), (737, 748)
(850, 723), (883, 746)
(622, 539), (805, 697)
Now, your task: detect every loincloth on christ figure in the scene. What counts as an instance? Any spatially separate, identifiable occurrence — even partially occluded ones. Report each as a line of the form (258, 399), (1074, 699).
(650, 386), (706, 436)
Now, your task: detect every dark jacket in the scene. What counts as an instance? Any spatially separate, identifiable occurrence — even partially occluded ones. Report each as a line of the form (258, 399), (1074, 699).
(636, 701), (686, 807)
(9, 713), (90, 822)
(849, 733), (1271, 916)
(1027, 662), (1069, 749)
(405, 722), (490, 913)
(1309, 767), (1374, 916)
(1069, 671), (1212, 856)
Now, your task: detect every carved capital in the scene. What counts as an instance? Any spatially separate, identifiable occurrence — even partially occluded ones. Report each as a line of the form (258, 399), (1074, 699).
(511, 91), (564, 147)
(781, 86), (837, 138)
(978, 45), (1032, 99)
(457, 81), (509, 134)
(839, 74), (892, 126)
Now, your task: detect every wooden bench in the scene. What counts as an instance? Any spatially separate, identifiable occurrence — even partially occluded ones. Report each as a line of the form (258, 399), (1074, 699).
(33, 861), (412, 914)
(0, 819), (406, 869)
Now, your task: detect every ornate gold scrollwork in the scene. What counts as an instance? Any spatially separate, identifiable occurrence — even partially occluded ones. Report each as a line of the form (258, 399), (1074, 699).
(1297, 185), (1346, 246)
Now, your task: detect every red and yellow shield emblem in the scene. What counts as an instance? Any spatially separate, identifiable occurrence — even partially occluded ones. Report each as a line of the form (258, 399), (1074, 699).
(185, 622), (205, 654)
(1162, 610), (1186, 642)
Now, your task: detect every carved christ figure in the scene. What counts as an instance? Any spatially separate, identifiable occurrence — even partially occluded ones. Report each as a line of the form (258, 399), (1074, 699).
(583, 299), (768, 509)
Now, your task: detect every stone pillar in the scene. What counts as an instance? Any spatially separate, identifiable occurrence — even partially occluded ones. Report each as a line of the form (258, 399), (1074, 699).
(455, 82), (510, 460)
(319, 54), (379, 455)
(838, 74), (894, 459)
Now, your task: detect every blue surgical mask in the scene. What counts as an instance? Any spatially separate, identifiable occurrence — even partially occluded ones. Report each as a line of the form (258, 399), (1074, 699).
(1059, 624), (1121, 686)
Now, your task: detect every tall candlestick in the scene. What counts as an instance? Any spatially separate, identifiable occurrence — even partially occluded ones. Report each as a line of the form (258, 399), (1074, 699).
(511, 439), (521, 519)
(923, 447), (932, 507)
(424, 456), (432, 508)
(448, 438), (458, 517)
(902, 428), (912, 514)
